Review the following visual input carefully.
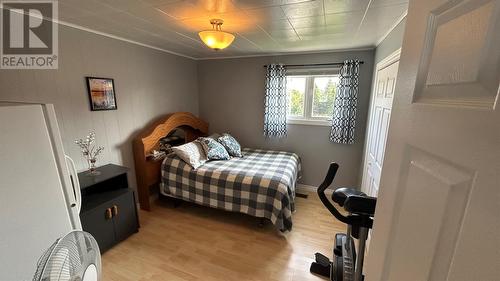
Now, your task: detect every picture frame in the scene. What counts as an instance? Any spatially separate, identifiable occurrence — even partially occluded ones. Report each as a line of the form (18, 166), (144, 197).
(86, 77), (117, 111)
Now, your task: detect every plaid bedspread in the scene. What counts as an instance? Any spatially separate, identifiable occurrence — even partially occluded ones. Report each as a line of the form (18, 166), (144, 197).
(160, 148), (301, 231)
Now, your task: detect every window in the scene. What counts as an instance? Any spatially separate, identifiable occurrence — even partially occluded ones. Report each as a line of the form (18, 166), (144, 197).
(286, 72), (339, 126)
(286, 76), (306, 118)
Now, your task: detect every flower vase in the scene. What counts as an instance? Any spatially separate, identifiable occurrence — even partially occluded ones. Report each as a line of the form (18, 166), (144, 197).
(87, 157), (101, 176)
(75, 132), (104, 176)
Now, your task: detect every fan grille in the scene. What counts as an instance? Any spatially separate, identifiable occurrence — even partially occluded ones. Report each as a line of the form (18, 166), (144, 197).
(33, 231), (101, 281)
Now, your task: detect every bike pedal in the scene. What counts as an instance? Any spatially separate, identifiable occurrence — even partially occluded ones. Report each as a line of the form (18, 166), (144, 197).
(314, 252), (331, 267)
(310, 262), (331, 278)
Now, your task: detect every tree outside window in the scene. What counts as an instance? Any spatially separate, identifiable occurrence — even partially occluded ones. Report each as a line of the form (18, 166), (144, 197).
(286, 74), (339, 123)
(313, 77), (338, 118)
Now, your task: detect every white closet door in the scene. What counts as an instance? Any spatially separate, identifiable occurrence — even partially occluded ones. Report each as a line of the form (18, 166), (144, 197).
(362, 53), (400, 197)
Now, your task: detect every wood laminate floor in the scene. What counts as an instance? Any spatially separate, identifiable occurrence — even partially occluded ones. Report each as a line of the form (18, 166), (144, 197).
(102, 191), (345, 281)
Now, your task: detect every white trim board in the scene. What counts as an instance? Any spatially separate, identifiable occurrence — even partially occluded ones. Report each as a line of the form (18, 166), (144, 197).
(296, 183), (334, 196)
(196, 47), (375, 61)
(376, 48), (402, 69)
(296, 184), (369, 196)
(375, 10), (408, 47)
(287, 119), (331, 126)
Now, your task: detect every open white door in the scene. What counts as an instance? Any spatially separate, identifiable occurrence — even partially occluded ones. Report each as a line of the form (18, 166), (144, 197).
(362, 50), (400, 197)
(366, 0), (500, 280)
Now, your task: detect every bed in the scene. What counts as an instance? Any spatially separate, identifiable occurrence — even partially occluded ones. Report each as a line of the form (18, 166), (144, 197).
(133, 112), (301, 231)
(161, 148), (300, 231)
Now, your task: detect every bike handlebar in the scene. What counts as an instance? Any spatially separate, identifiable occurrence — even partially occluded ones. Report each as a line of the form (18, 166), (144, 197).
(317, 163), (372, 227)
(317, 163), (353, 225)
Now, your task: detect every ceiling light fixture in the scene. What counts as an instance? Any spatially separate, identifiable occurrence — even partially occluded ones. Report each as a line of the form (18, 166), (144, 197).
(198, 19), (235, 50)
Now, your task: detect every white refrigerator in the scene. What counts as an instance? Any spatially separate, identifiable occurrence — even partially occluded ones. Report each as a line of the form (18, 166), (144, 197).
(0, 103), (82, 281)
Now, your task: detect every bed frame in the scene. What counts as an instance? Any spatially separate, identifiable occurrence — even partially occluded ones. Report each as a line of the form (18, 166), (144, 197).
(133, 112), (209, 211)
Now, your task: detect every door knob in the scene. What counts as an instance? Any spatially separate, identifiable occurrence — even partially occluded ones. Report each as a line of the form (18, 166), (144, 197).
(112, 205), (118, 217)
(105, 208), (112, 220)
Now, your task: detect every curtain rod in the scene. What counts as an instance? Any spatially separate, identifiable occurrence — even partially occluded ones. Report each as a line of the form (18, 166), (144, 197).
(263, 61), (364, 68)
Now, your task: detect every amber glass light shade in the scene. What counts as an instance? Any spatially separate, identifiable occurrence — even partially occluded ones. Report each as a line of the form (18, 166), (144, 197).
(198, 30), (235, 50)
(198, 19), (235, 50)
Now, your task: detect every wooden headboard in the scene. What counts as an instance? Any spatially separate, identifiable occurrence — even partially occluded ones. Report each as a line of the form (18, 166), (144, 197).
(133, 112), (208, 211)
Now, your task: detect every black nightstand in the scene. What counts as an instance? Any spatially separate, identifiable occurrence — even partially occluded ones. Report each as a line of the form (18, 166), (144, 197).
(78, 164), (139, 253)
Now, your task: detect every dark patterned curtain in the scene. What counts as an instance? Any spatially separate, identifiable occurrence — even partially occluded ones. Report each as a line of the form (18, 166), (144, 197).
(264, 64), (287, 138)
(330, 60), (360, 144)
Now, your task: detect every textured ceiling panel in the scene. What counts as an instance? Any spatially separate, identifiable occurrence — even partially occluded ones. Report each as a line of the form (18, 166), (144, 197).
(53, 0), (408, 59)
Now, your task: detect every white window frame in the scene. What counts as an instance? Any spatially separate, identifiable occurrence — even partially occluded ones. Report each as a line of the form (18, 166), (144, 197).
(286, 68), (340, 126)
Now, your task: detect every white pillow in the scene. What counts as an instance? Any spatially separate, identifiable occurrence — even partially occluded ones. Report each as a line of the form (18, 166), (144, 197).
(171, 141), (208, 169)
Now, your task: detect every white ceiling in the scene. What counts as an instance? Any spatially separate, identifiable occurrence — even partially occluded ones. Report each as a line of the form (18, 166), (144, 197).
(58, 0), (408, 59)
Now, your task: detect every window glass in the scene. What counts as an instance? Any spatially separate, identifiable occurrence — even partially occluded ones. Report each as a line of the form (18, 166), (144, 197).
(286, 76), (306, 117)
(312, 76), (339, 118)
(285, 72), (339, 123)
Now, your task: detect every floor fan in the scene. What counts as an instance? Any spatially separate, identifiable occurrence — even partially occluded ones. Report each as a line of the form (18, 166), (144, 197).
(32, 231), (101, 281)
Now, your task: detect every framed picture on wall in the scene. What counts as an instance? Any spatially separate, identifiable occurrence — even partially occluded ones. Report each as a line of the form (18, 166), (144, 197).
(86, 77), (117, 111)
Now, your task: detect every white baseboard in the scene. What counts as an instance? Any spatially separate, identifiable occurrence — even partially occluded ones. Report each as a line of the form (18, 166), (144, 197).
(296, 183), (334, 196)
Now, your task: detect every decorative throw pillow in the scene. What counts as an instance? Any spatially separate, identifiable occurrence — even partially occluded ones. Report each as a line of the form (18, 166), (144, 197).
(158, 142), (173, 154)
(197, 137), (231, 160)
(217, 133), (243, 157)
(171, 141), (207, 169)
(207, 133), (221, 140)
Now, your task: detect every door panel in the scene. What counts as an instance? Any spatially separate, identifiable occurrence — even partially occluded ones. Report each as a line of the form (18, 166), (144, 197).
(375, 109), (391, 166)
(366, 0), (500, 280)
(371, 180), (379, 201)
(81, 206), (115, 252)
(385, 77), (395, 98)
(366, 169), (375, 196)
(384, 147), (474, 281)
(112, 191), (138, 242)
(377, 80), (385, 97)
(0, 105), (73, 281)
(413, 0), (498, 109)
(370, 107), (383, 160)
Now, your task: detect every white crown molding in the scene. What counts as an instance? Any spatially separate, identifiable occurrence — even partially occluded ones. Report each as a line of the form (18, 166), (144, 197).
(376, 48), (402, 70)
(375, 10), (408, 47)
(196, 46), (375, 61)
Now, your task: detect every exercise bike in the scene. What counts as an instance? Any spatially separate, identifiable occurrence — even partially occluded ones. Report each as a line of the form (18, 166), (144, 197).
(310, 163), (377, 281)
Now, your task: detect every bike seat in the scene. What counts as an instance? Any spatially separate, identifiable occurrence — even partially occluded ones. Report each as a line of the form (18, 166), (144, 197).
(332, 187), (366, 206)
(344, 195), (377, 216)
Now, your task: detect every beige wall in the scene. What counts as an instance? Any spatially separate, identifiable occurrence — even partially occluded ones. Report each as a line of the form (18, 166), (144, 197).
(198, 50), (375, 187)
(0, 25), (199, 190)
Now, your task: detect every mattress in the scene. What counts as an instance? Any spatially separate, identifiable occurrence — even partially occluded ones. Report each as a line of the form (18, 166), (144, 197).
(160, 148), (301, 231)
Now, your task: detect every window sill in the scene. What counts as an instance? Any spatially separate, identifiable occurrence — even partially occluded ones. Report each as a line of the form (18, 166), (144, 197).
(287, 119), (331, 126)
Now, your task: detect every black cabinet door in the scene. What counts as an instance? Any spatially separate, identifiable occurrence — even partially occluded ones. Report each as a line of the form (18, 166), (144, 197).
(81, 205), (115, 253)
(111, 190), (139, 242)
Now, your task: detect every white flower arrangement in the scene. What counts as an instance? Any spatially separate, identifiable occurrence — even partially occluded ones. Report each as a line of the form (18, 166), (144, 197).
(75, 132), (104, 174)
